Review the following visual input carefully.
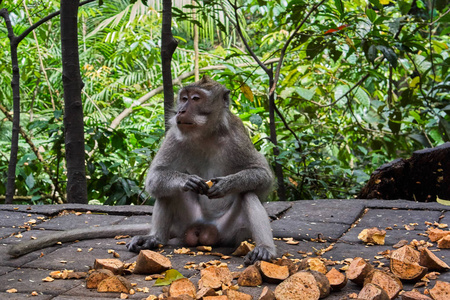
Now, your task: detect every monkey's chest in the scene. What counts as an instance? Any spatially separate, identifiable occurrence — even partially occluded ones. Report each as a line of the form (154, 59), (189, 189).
(184, 156), (229, 179)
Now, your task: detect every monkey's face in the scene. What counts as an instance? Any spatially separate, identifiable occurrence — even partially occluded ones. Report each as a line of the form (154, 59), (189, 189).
(175, 88), (213, 132)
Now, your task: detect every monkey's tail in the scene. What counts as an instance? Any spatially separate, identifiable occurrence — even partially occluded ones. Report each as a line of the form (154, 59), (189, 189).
(7, 224), (151, 258)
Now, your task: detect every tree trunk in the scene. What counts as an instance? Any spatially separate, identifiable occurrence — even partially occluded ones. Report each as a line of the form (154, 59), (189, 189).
(60, 0), (88, 203)
(358, 142), (450, 201)
(192, 0), (199, 81)
(0, 9), (20, 204)
(161, 0), (178, 131)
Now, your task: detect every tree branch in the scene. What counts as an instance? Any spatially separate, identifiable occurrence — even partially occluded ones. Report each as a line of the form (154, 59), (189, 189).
(270, 0), (327, 95)
(16, 0), (96, 44)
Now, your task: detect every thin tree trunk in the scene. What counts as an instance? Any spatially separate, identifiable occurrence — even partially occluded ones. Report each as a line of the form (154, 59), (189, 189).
(161, 0), (179, 131)
(0, 0), (95, 204)
(0, 9), (20, 204)
(193, 0), (199, 81)
(269, 72), (286, 200)
(60, 0), (88, 203)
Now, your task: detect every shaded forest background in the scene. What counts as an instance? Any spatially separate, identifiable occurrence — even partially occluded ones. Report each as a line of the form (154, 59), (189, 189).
(0, 0), (449, 204)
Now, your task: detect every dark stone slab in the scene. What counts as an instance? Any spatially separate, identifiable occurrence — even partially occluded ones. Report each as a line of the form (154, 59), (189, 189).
(0, 227), (19, 239)
(1, 200), (449, 299)
(275, 239), (333, 259)
(0, 204), (153, 216)
(276, 199), (366, 225)
(0, 266), (14, 276)
(116, 215), (152, 225)
(340, 227), (428, 245)
(1, 228), (62, 245)
(52, 296), (115, 300)
(0, 243), (62, 268)
(0, 211), (46, 227)
(355, 208), (442, 231)
(359, 199), (450, 211)
(0, 292), (52, 299)
(263, 201), (292, 219)
(271, 218), (349, 241)
(0, 268), (82, 296)
(35, 214), (127, 231)
(321, 242), (390, 263)
(70, 237), (130, 251)
(22, 247), (137, 272)
(437, 210), (450, 225)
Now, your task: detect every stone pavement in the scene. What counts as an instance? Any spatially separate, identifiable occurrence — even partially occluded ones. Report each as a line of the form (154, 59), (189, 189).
(1, 199), (449, 299)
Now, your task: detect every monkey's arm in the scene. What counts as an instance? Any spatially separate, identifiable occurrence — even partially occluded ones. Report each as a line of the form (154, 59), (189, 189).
(7, 224), (151, 258)
(208, 150), (274, 199)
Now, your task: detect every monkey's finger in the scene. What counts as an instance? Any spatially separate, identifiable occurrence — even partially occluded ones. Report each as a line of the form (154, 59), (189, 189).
(186, 176), (209, 193)
(207, 186), (226, 199)
(185, 182), (203, 194)
(191, 177), (209, 193)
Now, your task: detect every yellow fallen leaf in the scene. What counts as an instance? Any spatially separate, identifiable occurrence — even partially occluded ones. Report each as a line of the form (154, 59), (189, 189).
(42, 277), (55, 282)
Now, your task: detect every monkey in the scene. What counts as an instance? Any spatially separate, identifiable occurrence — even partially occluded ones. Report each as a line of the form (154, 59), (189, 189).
(183, 223), (219, 247)
(126, 76), (276, 264)
(7, 76), (276, 265)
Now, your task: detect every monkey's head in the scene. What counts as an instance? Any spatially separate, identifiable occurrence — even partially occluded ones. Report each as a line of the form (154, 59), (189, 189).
(172, 76), (231, 134)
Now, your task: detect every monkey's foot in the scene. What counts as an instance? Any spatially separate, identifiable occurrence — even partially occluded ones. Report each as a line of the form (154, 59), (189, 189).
(244, 246), (274, 265)
(126, 235), (160, 253)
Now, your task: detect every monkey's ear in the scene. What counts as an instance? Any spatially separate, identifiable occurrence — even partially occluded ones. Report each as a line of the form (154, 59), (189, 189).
(200, 75), (210, 83)
(223, 89), (231, 108)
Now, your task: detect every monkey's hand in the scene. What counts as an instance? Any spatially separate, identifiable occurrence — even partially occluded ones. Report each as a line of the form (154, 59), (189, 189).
(126, 235), (160, 253)
(183, 175), (209, 195)
(244, 246), (273, 265)
(207, 176), (233, 199)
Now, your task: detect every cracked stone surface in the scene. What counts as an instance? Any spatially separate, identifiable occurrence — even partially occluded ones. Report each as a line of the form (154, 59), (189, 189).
(0, 199), (450, 299)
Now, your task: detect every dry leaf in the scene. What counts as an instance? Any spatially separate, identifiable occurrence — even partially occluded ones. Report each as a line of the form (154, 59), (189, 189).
(42, 277), (55, 282)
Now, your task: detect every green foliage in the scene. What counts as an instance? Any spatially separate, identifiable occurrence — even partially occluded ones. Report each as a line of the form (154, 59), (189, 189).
(0, 0), (449, 203)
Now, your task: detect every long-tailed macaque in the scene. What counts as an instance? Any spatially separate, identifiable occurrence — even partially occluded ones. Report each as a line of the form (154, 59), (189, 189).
(7, 76), (276, 264)
(126, 76), (276, 264)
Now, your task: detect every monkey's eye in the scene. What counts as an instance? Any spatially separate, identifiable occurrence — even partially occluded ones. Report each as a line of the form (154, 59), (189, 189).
(192, 96), (200, 101)
(181, 96), (188, 102)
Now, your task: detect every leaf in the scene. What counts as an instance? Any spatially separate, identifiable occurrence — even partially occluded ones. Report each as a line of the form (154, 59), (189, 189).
(154, 269), (184, 286)
(324, 28), (339, 34)
(376, 45), (398, 68)
(296, 87), (315, 101)
(334, 0), (344, 16)
(437, 197), (450, 206)
(408, 134), (432, 147)
(249, 114), (263, 127)
(240, 84), (254, 102)
(409, 76), (420, 88)
(367, 44), (378, 63)
(334, 85), (350, 102)
(399, 0), (413, 15)
(280, 87), (295, 99)
(439, 117), (450, 142)
(26, 173), (35, 189)
(366, 8), (377, 23)
(306, 37), (326, 59)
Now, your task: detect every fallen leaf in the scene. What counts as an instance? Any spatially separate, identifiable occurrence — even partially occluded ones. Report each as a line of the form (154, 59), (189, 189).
(42, 277), (55, 282)
(154, 269), (185, 286)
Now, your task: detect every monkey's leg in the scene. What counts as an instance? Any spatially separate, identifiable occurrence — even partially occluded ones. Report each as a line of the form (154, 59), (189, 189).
(241, 192), (276, 265)
(7, 224), (151, 258)
(127, 194), (201, 252)
(126, 198), (172, 252)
